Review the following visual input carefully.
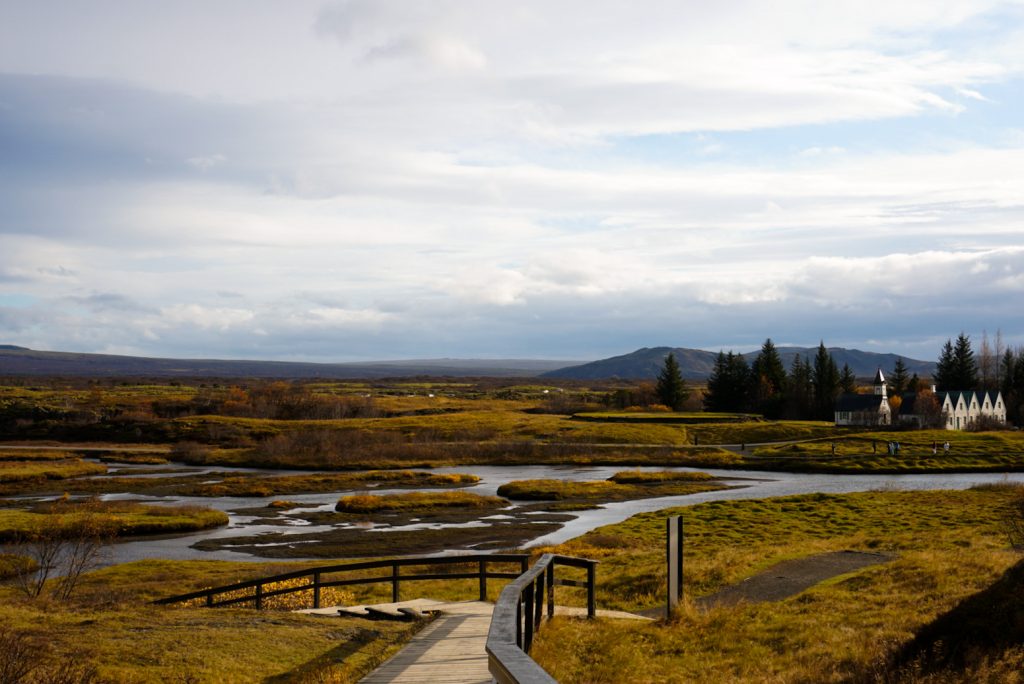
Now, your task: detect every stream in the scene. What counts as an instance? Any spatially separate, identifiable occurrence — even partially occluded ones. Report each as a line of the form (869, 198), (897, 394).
(79, 461), (1024, 565)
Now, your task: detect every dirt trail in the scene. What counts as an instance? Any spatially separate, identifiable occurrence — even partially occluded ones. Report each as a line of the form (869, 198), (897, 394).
(642, 550), (892, 617)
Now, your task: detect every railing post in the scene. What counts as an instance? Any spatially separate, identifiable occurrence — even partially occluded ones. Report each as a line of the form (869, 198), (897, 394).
(515, 599), (523, 648)
(523, 581), (535, 652)
(313, 571), (321, 609)
(206, 593), (213, 608)
(255, 583), (263, 610)
(392, 562), (400, 603)
(479, 558), (487, 601)
(587, 562), (596, 619)
(534, 574), (544, 630)
(546, 562), (555, 619)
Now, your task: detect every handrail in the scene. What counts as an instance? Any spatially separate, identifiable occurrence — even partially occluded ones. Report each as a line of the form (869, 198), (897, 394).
(486, 554), (597, 684)
(154, 554), (530, 608)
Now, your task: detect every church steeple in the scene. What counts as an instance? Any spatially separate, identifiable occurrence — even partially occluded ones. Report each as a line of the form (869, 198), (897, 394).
(873, 368), (887, 397)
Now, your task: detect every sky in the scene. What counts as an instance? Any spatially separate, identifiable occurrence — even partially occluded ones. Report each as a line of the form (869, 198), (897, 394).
(1, 0), (1023, 363)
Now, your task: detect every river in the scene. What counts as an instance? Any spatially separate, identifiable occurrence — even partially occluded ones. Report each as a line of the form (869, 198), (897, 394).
(85, 462), (1024, 565)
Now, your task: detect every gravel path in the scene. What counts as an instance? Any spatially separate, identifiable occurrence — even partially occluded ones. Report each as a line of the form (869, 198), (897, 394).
(699, 550), (893, 607)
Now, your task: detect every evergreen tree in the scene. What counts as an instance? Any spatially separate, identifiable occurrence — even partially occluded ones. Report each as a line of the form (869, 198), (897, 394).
(890, 357), (909, 396)
(811, 341), (840, 420)
(705, 351), (750, 413)
(655, 352), (689, 411)
(749, 339), (787, 418)
(951, 332), (979, 389)
(933, 339), (956, 391)
(839, 363), (856, 394)
(909, 372), (922, 392)
(786, 354), (813, 419)
(1000, 348), (1016, 400)
(935, 333), (980, 390)
(1001, 348), (1019, 427)
(1013, 348), (1024, 425)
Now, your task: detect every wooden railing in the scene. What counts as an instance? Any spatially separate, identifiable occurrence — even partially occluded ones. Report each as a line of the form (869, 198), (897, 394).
(486, 554), (597, 684)
(153, 554), (530, 609)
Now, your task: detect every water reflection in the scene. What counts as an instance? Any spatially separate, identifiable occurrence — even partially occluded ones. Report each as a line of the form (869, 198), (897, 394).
(79, 463), (1024, 564)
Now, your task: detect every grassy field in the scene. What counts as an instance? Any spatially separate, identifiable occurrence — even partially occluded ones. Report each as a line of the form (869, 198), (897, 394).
(0, 500), (228, 542)
(0, 458), (106, 482)
(530, 485), (1024, 683)
(0, 558), (426, 683)
(495, 471), (727, 503)
(750, 429), (1024, 472)
(334, 490), (506, 513)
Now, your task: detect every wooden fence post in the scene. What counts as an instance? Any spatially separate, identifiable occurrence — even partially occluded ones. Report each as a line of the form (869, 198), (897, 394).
(391, 562), (400, 603)
(313, 571), (321, 609)
(587, 562), (596, 619)
(667, 515), (683, 614)
(479, 558), (487, 601)
(546, 563), (555, 619)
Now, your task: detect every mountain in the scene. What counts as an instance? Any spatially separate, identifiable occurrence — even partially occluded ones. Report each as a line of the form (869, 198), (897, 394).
(542, 346), (936, 381)
(0, 347), (579, 379)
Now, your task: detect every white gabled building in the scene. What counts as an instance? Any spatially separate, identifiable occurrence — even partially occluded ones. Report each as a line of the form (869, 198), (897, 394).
(899, 388), (1007, 430)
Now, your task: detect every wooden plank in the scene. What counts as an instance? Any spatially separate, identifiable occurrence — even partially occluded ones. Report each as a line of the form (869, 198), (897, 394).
(359, 602), (495, 684)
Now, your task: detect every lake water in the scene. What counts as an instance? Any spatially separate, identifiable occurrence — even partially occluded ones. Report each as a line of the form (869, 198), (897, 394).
(89, 462), (1024, 565)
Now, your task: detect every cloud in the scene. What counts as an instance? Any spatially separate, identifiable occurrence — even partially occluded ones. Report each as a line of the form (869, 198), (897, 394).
(2, 2), (1024, 360)
(186, 154), (226, 171)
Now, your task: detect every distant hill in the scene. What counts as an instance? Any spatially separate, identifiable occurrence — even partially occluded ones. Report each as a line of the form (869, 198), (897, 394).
(0, 347), (579, 379)
(543, 346), (936, 381)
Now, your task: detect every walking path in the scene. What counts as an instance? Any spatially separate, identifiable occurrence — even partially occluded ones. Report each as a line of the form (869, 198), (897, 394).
(301, 599), (649, 684)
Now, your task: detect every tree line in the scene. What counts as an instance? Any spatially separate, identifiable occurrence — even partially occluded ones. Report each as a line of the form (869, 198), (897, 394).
(700, 339), (856, 420)
(691, 331), (1024, 425)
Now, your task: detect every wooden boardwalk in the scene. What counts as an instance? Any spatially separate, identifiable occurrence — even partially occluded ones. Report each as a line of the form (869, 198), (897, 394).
(301, 598), (649, 684)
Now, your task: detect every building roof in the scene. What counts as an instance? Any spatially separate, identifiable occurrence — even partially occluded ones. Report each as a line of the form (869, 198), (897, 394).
(873, 367), (885, 385)
(835, 393), (886, 412)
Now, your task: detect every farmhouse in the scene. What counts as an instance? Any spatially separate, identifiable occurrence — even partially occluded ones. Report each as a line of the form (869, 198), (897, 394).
(899, 388), (1007, 430)
(834, 369), (891, 426)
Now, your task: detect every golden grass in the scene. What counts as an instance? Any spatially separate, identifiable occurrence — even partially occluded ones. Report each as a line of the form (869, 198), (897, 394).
(0, 594), (419, 683)
(530, 487), (1024, 683)
(335, 490), (507, 513)
(0, 458), (106, 482)
(495, 474), (727, 502)
(608, 470), (716, 484)
(0, 500), (228, 541)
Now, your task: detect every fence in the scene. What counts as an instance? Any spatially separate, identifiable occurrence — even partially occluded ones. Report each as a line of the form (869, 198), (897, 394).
(153, 554), (530, 609)
(486, 554), (597, 684)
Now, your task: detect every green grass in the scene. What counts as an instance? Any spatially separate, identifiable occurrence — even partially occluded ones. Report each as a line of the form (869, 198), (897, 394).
(749, 429), (1024, 472)
(688, 420), (843, 444)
